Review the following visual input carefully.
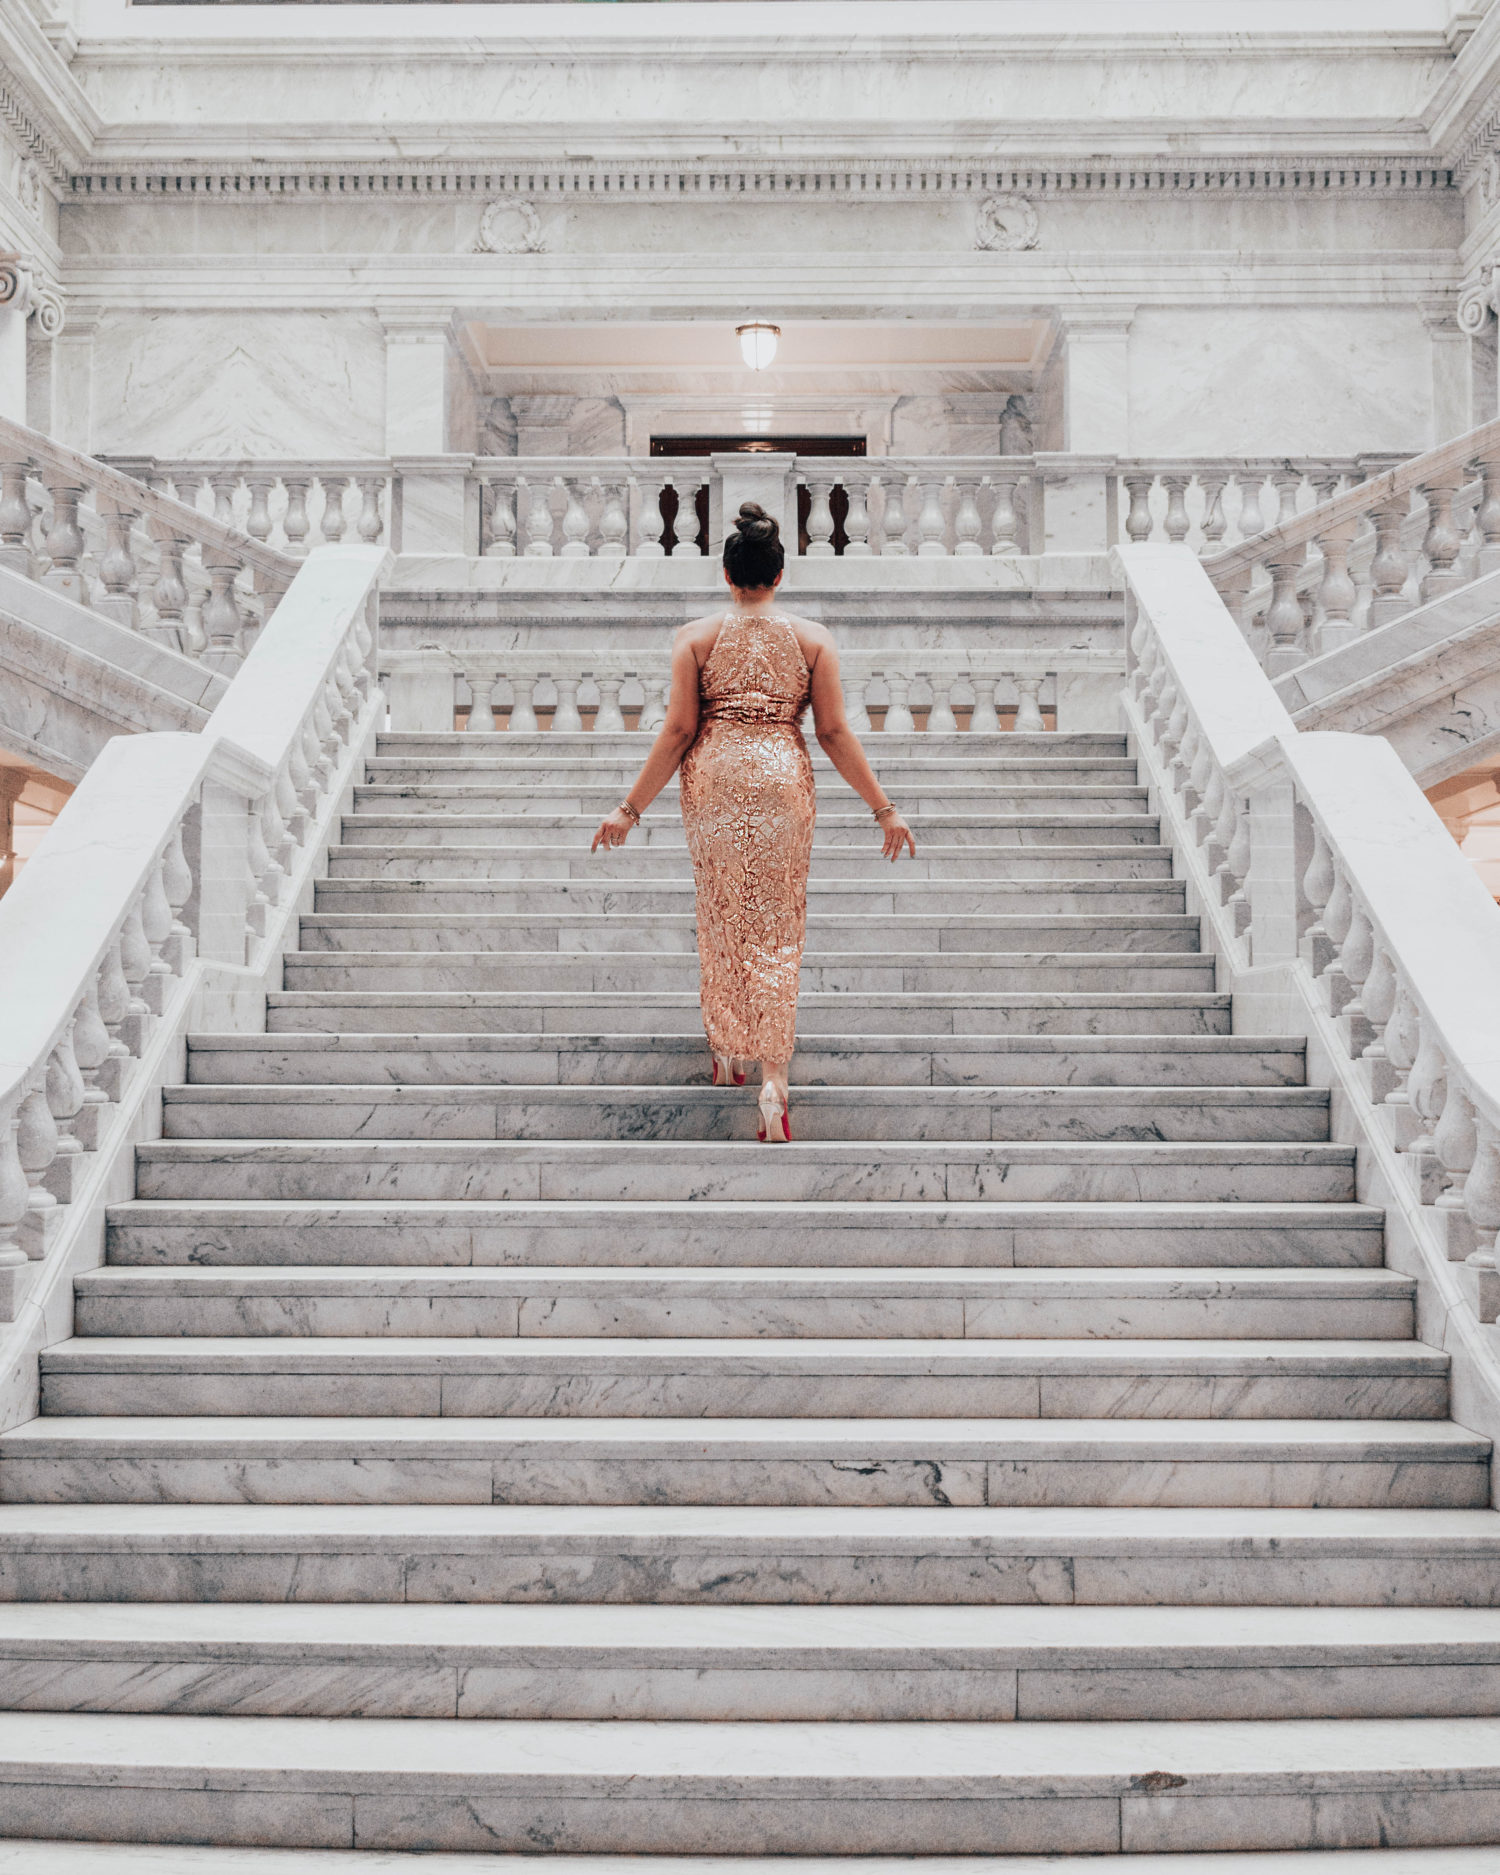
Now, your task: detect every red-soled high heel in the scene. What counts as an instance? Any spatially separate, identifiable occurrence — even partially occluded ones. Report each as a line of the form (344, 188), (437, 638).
(757, 1083), (792, 1143)
(712, 1051), (746, 1088)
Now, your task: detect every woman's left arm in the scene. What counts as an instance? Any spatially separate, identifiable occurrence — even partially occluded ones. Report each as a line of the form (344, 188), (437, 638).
(591, 628), (702, 852)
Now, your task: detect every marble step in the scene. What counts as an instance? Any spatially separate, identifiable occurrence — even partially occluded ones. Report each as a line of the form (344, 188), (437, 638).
(5, 1603), (1500, 1724)
(75, 1264), (1412, 1335)
(7, 1709), (1500, 1855)
(309, 878), (1189, 916)
(349, 786), (1152, 818)
(364, 751), (1139, 784)
(3, 1501), (1497, 1606)
(263, 989), (1232, 1037)
(103, 1201), (1387, 1270)
(185, 1031), (1306, 1089)
(336, 815), (1162, 849)
(1, 1416), (1486, 1508)
(372, 728), (1129, 760)
(0, 1849), (1496, 1875)
(131, 1140), (1353, 1204)
(159, 1083), (1324, 1144)
(278, 952), (1218, 996)
(322, 846), (1176, 882)
(38, 1339), (1447, 1421)
(296, 910), (1207, 955)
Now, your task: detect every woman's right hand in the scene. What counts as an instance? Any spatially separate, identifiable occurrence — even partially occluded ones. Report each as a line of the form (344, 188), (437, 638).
(877, 810), (916, 862)
(591, 807), (636, 854)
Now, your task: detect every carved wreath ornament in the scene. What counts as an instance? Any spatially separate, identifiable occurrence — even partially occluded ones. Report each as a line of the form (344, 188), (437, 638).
(974, 194), (1040, 252)
(474, 199), (546, 255)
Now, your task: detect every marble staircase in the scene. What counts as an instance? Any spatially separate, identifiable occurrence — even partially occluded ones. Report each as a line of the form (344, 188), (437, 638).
(1, 727), (1499, 1861)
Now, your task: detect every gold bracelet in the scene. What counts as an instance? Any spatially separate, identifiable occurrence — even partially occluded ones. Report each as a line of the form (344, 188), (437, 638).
(619, 800), (642, 824)
(873, 803), (898, 820)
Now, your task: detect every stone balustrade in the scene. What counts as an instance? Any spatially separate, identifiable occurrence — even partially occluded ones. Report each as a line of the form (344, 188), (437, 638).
(382, 645), (1124, 736)
(0, 418), (301, 675)
(103, 457), (392, 557)
(0, 542), (386, 1327)
(1201, 418), (1500, 675)
(1120, 539), (1500, 1363)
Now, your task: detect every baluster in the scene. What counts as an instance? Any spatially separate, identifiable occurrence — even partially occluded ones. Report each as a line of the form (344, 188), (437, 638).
(161, 823), (195, 973)
(485, 481), (518, 557)
(43, 1022), (87, 1203)
(881, 478), (915, 556)
(0, 1094), (29, 1314)
(1014, 676), (1046, 734)
(1299, 825), (1335, 976)
(865, 478), (888, 556)
(634, 479), (666, 557)
(669, 480), (700, 558)
(209, 472), (239, 530)
(1161, 476), (1191, 545)
(1263, 549), (1309, 674)
(1368, 497), (1413, 626)
(40, 473), (86, 599)
(884, 670), (915, 733)
(1434, 1081), (1479, 1261)
(281, 477), (312, 556)
(843, 479), (871, 556)
(199, 549), (245, 673)
(559, 479), (592, 558)
(1463, 1113), (1500, 1322)
(508, 677), (538, 734)
(1311, 520), (1359, 654)
(242, 474), (276, 545)
(1419, 475), (1466, 601)
(1235, 473), (1267, 540)
(96, 501), (140, 629)
(969, 677), (1001, 734)
(842, 671), (871, 734)
(636, 676), (667, 733)
(989, 475), (1021, 556)
(1405, 1024), (1450, 1205)
(945, 481), (981, 557)
(521, 477), (556, 556)
(466, 673), (498, 734)
(598, 483), (629, 561)
(1472, 442), (1500, 577)
(15, 1080), (58, 1260)
(594, 673), (626, 734)
(0, 460), (33, 574)
(1123, 474), (1156, 544)
(553, 676), (584, 734)
(1383, 984), (1421, 1136)
(70, 973), (116, 1149)
(138, 852), (176, 1011)
(1271, 468), (1304, 530)
(356, 476), (385, 545)
(916, 479), (949, 556)
(318, 477), (351, 545)
(805, 480), (836, 557)
(926, 676), (959, 734)
(1198, 475), (1228, 556)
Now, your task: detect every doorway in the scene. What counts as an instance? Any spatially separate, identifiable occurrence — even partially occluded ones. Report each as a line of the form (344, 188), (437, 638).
(650, 435), (868, 554)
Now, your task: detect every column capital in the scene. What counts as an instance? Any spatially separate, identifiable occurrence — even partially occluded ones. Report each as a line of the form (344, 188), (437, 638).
(1458, 262), (1500, 336)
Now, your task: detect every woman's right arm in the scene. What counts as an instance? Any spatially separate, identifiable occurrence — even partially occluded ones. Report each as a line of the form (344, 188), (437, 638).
(807, 634), (916, 862)
(591, 626), (702, 853)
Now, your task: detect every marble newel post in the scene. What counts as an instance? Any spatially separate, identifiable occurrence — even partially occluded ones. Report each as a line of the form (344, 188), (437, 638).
(0, 261), (30, 425)
(383, 318), (476, 554)
(709, 454), (796, 559)
(1057, 314), (1133, 456)
(1423, 302), (1472, 443)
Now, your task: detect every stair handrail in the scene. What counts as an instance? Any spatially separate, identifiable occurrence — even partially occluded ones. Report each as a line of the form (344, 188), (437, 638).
(1120, 539), (1500, 1362)
(0, 540), (387, 1329)
(0, 415), (298, 588)
(1200, 418), (1500, 673)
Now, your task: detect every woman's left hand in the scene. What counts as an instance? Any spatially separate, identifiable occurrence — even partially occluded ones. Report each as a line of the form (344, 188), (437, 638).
(591, 807), (637, 853)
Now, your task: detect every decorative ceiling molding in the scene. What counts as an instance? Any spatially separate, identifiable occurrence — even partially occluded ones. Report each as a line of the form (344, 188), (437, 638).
(65, 156), (1457, 203)
(0, 72), (68, 187)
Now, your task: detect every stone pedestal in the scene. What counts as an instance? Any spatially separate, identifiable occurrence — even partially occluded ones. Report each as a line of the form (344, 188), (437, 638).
(710, 453), (795, 561)
(1059, 317), (1133, 456)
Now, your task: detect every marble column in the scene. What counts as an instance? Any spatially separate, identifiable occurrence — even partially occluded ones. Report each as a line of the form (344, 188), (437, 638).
(1057, 314), (1134, 456)
(382, 319), (470, 552)
(0, 260), (29, 426)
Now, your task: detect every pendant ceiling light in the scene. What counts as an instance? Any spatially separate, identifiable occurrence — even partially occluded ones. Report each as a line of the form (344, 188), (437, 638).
(736, 322), (781, 370)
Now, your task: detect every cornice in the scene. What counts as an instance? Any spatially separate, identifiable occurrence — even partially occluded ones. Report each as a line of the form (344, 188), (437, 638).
(0, 4), (101, 183)
(64, 155), (1457, 203)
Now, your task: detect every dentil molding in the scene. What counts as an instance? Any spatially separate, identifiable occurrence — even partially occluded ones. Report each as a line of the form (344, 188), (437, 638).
(64, 157), (1455, 203)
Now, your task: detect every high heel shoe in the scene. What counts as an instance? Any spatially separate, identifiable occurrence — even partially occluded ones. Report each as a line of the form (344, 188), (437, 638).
(757, 1082), (792, 1143)
(711, 1051), (746, 1088)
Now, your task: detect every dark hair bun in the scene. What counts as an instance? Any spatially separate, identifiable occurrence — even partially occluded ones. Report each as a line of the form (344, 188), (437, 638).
(723, 500), (786, 587)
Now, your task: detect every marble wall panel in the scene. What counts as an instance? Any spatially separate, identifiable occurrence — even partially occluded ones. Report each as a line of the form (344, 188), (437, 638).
(1126, 306), (1434, 456)
(87, 311), (387, 457)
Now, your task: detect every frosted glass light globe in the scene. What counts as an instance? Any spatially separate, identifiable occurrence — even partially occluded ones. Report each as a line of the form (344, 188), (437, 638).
(736, 323), (780, 370)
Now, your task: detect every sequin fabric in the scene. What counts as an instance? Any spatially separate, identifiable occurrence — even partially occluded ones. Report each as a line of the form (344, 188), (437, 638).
(678, 609), (816, 1064)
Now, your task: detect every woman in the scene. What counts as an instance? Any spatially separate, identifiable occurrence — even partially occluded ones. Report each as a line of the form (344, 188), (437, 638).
(592, 502), (916, 1143)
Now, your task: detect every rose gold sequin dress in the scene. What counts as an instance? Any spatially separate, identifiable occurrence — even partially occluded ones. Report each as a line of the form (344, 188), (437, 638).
(678, 609), (816, 1064)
